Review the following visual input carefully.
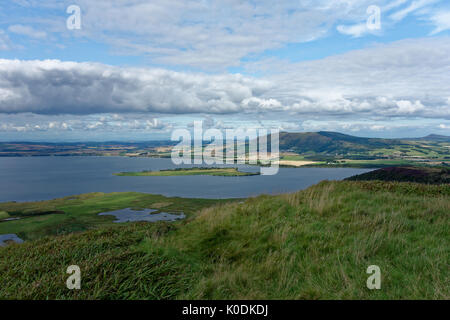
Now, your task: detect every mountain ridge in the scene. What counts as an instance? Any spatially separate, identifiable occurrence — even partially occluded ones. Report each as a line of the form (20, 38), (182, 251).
(273, 131), (449, 159)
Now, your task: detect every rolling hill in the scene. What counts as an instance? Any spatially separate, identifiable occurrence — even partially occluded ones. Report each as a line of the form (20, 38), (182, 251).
(346, 166), (450, 184)
(418, 134), (450, 142)
(278, 131), (396, 154)
(276, 131), (450, 160)
(0, 132), (448, 163)
(1, 180), (448, 299)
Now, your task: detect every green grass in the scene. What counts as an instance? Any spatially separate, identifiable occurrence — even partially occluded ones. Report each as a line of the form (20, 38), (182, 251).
(304, 159), (448, 168)
(0, 192), (230, 241)
(0, 223), (190, 299)
(280, 155), (307, 161)
(347, 166), (450, 184)
(0, 211), (9, 219)
(114, 167), (259, 176)
(0, 180), (448, 299)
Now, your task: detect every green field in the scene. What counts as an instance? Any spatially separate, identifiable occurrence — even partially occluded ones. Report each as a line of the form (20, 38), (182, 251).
(347, 166), (450, 184)
(0, 211), (9, 219)
(0, 180), (448, 299)
(114, 167), (259, 177)
(0, 192), (229, 241)
(280, 154), (307, 161)
(302, 159), (449, 168)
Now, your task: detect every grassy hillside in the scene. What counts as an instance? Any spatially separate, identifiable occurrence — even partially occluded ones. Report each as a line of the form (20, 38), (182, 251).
(2, 131), (449, 161)
(0, 192), (227, 241)
(1, 180), (448, 299)
(412, 134), (450, 142)
(277, 131), (450, 161)
(347, 166), (450, 184)
(279, 131), (391, 153)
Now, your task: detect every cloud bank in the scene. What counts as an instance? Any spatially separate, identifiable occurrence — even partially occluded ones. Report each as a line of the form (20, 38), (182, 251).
(4, 0), (448, 69)
(1, 37), (449, 122)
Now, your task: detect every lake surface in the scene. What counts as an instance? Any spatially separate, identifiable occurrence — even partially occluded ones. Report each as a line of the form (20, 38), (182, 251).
(0, 156), (373, 202)
(99, 208), (185, 223)
(0, 234), (24, 246)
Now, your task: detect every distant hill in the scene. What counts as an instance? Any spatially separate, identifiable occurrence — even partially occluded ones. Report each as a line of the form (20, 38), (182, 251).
(277, 131), (403, 155)
(401, 134), (450, 142)
(273, 131), (450, 160)
(420, 134), (450, 142)
(346, 166), (450, 184)
(1, 131), (448, 160)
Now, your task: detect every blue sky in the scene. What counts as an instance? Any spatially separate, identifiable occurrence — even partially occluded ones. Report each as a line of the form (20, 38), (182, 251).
(1, 0), (450, 141)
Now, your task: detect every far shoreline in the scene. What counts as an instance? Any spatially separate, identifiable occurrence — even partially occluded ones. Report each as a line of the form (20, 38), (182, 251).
(0, 154), (411, 170)
(114, 167), (260, 177)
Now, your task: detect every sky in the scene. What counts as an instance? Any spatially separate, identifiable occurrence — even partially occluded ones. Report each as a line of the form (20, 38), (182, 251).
(0, 0), (450, 141)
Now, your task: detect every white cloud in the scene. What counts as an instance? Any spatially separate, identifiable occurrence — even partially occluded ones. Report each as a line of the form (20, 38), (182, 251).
(0, 59), (272, 115)
(264, 37), (450, 119)
(395, 100), (425, 114)
(0, 30), (12, 50)
(8, 24), (47, 39)
(8, 0), (446, 69)
(1, 0), (446, 70)
(336, 0), (446, 39)
(2, 1), (449, 139)
(0, 113), (171, 133)
(337, 23), (372, 38)
(390, 0), (439, 21)
(429, 10), (450, 34)
(0, 37), (449, 122)
(382, 0), (409, 12)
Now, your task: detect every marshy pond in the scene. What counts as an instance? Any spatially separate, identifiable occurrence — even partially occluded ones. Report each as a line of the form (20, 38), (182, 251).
(98, 208), (185, 223)
(0, 234), (24, 247)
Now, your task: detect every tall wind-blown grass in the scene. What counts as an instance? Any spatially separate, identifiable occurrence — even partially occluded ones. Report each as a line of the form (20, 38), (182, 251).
(1, 180), (448, 299)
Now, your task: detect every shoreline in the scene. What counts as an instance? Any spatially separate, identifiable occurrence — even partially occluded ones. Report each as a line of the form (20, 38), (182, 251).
(2, 153), (445, 169)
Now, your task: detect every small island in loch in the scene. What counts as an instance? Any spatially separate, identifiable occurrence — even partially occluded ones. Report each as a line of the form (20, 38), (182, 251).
(114, 167), (260, 177)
